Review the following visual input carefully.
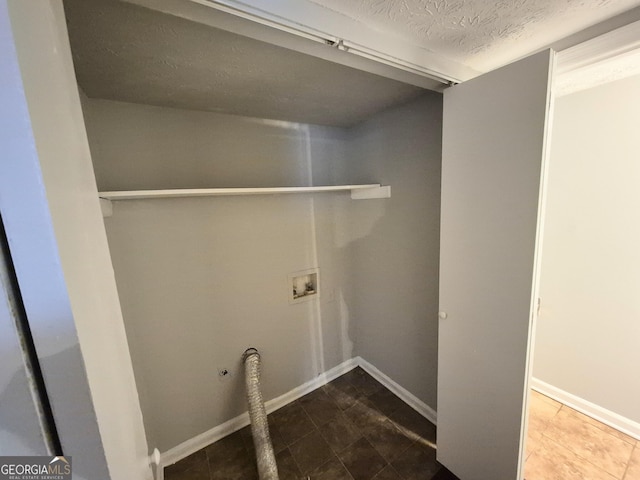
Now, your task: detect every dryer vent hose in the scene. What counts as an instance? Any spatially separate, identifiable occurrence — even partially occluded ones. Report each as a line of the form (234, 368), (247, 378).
(243, 348), (279, 480)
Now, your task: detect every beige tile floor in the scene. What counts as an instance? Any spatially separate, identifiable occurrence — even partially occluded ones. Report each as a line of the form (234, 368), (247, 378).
(525, 390), (640, 480)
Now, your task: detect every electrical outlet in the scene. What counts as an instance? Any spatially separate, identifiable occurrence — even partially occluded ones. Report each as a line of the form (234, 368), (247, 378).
(217, 368), (232, 382)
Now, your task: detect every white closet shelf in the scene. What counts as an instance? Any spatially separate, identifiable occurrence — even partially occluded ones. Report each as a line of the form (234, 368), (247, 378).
(98, 184), (390, 200)
(98, 185), (390, 217)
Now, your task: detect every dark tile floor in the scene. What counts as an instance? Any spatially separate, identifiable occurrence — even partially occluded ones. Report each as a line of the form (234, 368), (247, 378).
(165, 367), (459, 480)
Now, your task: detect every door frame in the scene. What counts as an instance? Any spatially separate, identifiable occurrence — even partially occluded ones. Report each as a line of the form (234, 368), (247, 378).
(0, 1), (150, 478)
(519, 19), (640, 480)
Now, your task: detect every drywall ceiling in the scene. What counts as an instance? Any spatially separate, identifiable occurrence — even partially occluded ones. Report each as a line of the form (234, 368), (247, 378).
(307, 0), (640, 72)
(65, 0), (640, 125)
(63, 0), (425, 127)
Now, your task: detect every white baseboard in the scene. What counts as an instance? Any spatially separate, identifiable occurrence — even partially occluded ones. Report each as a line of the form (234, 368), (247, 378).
(159, 357), (359, 471)
(531, 377), (640, 441)
(356, 357), (437, 425)
(156, 367), (638, 480)
(157, 356), (438, 479)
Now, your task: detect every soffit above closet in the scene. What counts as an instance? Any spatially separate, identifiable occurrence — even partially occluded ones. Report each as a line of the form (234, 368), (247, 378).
(63, 0), (425, 127)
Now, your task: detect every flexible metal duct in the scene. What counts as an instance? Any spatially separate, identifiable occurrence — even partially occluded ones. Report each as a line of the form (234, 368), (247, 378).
(243, 348), (279, 480)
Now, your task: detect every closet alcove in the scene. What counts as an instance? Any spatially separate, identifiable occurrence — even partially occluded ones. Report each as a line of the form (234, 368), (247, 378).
(63, 0), (443, 458)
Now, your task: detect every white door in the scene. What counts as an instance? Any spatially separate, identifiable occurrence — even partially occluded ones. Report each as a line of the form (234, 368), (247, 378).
(437, 50), (555, 480)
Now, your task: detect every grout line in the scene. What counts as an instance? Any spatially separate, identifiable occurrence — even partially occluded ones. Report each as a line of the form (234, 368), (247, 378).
(621, 444), (636, 480)
(284, 445), (305, 478)
(620, 444), (635, 480)
(204, 445), (212, 480)
(560, 404), (637, 446)
(172, 367), (437, 480)
(161, 358), (439, 478)
(160, 358), (359, 468)
(531, 378), (640, 441)
(552, 403), (636, 449)
(297, 380), (359, 479)
(305, 371), (414, 480)
(540, 432), (629, 479)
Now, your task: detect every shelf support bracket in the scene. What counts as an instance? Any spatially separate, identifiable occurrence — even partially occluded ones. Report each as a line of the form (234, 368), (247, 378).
(100, 198), (113, 218)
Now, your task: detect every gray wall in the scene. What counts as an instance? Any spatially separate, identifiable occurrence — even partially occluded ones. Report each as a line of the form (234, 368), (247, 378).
(84, 99), (356, 452)
(83, 92), (443, 452)
(345, 93), (443, 409)
(533, 74), (640, 424)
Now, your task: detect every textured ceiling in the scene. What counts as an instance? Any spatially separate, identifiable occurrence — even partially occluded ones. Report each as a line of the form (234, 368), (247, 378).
(308, 0), (640, 71)
(63, 0), (425, 127)
(64, 0), (640, 125)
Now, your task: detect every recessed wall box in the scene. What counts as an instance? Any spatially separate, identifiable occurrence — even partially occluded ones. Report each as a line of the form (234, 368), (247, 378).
(288, 268), (319, 304)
